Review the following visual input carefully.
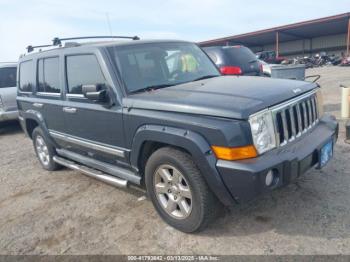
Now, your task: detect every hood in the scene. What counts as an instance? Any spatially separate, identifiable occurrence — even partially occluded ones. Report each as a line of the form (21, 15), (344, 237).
(123, 76), (317, 119)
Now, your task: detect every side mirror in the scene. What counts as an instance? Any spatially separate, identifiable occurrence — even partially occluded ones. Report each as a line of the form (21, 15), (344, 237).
(82, 84), (107, 102)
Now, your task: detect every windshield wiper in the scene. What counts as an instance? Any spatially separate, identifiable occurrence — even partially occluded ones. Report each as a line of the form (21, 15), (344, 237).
(129, 84), (175, 94)
(192, 75), (219, 82)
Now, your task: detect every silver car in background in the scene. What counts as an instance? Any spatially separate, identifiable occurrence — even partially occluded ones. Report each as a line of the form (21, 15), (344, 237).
(0, 63), (18, 122)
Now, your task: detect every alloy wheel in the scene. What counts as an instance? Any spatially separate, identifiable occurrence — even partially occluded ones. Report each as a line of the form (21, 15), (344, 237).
(153, 164), (193, 219)
(35, 135), (50, 166)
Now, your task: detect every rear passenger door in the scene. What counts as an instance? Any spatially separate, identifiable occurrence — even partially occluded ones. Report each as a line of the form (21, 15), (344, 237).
(36, 56), (65, 133)
(61, 53), (125, 164)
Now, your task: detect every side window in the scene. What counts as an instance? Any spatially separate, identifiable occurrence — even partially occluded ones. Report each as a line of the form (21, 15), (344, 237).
(66, 55), (106, 95)
(19, 60), (34, 92)
(0, 67), (17, 88)
(37, 57), (60, 93)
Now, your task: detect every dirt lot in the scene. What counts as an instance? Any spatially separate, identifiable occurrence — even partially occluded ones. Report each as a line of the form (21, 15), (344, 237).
(0, 67), (349, 255)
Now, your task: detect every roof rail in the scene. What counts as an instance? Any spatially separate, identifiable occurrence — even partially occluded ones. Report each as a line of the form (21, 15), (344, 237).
(52, 35), (140, 46)
(26, 44), (53, 53)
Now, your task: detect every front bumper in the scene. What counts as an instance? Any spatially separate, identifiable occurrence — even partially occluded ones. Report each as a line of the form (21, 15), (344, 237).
(217, 115), (338, 204)
(0, 109), (18, 121)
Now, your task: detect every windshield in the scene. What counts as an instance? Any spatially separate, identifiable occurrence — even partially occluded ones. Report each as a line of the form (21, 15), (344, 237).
(108, 42), (220, 93)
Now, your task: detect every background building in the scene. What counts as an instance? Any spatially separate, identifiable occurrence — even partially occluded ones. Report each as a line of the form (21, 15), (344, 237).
(199, 13), (350, 58)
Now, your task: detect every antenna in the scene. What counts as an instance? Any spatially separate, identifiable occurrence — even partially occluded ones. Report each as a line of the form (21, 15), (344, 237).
(106, 12), (113, 36)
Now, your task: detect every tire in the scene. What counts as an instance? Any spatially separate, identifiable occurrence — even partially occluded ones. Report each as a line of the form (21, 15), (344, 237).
(32, 127), (61, 171)
(145, 147), (221, 233)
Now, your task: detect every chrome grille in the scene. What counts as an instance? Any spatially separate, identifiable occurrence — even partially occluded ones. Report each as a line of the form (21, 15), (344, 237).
(272, 92), (318, 146)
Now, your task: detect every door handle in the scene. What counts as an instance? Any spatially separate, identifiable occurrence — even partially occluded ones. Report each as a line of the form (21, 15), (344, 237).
(33, 103), (44, 108)
(63, 107), (77, 114)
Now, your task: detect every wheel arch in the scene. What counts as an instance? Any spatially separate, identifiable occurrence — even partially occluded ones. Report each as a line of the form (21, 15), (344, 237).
(25, 118), (39, 138)
(130, 124), (236, 206)
(21, 110), (58, 147)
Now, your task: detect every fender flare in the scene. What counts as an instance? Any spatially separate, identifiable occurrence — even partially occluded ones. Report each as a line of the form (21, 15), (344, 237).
(21, 110), (58, 147)
(130, 124), (236, 206)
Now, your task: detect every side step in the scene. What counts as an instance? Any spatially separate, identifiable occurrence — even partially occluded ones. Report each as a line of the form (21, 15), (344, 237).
(53, 156), (128, 188)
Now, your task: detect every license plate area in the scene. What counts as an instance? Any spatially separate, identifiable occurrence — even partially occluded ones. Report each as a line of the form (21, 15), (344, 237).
(319, 139), (333, 168)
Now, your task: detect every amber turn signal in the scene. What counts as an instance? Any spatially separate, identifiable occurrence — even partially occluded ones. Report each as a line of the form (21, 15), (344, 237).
(211, 145), (258, 161)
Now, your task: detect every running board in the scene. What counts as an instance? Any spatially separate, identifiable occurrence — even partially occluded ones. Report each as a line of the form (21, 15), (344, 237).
(53, 156), (128, 188)
(56, 148), (140, 184)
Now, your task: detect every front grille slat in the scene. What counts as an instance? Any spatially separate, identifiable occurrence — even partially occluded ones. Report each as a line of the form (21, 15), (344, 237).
(309, 98), (315, 123)
(302, 101), (308, 130)
(273, 93), (319, 147)
(280, 111), (289, 144)
(311, 96), (317, 124)
(275, 115), (281, 145)
(295, 103), (302, 135)
(289, 107), (296, 140)
(306, 99), (313, 127)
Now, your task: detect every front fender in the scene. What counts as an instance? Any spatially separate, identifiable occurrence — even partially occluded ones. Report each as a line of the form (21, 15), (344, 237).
(130, 124), (236, 206)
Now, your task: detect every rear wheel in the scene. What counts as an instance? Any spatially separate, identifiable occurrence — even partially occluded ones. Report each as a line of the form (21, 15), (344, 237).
(145, 147), (220, 233)
(32, 127), (61, 171)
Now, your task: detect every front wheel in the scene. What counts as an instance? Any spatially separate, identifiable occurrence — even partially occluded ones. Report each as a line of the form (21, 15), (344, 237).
(145, 147), (220, 233)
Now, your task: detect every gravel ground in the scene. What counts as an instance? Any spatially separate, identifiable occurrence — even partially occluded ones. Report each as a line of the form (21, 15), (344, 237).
(0, 66), (349, 255)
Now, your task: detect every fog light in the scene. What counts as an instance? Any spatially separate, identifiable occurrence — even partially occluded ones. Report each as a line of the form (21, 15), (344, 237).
(265, 170), (274, 187)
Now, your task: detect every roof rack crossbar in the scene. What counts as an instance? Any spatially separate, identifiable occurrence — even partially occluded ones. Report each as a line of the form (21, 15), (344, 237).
(26, 44), (53, 53)
(52, 35), (140, 46)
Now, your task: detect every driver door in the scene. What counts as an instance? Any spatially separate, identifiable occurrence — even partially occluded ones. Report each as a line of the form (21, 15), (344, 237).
(60, 53), (126, 163)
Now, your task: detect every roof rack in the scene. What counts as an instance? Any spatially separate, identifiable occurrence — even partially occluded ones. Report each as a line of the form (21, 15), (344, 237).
(26, 35), (140, 54)
(52, 35), (140, 46)
(26, 44), (53, 53)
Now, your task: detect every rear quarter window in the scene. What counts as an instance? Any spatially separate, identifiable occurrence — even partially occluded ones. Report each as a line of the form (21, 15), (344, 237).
(19, 60), (34, 92)
(0, 67), (17, 88)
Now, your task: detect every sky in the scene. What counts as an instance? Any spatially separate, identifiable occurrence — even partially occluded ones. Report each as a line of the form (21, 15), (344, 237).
(0, 0), (349, 61)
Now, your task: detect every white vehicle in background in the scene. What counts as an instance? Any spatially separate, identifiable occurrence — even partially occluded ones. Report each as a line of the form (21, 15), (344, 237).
(258, 60), (279, 77)
(0, 63), (18, 122)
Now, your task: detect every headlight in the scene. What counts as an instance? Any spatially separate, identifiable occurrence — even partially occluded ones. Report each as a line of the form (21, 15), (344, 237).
(249, 110), (276, 154)
(315, 88), (324, 117)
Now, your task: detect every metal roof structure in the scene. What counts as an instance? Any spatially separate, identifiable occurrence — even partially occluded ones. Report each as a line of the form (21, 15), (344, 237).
(199, 13), (350, 56)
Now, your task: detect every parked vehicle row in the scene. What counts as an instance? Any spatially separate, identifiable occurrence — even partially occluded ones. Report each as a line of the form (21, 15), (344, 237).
(15, 36), (338, 232)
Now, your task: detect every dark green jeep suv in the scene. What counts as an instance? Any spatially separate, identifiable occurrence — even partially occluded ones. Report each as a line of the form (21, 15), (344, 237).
(17, 36), (338, 232)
